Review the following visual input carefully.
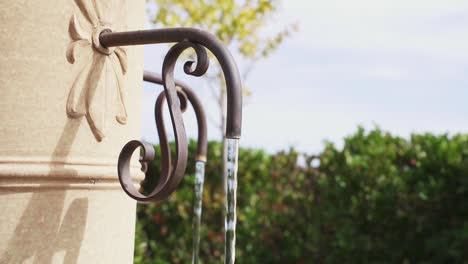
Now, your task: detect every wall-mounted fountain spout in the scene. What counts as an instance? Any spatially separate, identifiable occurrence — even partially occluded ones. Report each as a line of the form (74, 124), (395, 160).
(100, 28), (242, 139)
(106, 27), (242, 264)
(111, 28), (242, 202)
(1, 3), (242, 263)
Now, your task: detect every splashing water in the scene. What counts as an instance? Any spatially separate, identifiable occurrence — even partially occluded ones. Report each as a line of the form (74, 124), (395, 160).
(224, 138), (239, 264)
(192, 161), (205, 264)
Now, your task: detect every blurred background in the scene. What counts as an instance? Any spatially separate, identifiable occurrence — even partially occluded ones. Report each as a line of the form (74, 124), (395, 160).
(136, 0), (468, 263)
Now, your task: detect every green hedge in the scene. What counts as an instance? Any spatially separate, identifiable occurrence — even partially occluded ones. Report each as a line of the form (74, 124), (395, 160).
(135, 128), (468, 263)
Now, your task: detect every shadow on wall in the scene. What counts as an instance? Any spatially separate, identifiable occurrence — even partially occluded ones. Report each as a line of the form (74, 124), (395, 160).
(1, 120), (89, 264)
(1, 194), (89, 264)
(0, 54), (120, 263)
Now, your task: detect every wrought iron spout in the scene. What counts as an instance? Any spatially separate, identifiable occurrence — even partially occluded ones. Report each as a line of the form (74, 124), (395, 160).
(100, 28), (242, 139)
(112, 28), (242, 201)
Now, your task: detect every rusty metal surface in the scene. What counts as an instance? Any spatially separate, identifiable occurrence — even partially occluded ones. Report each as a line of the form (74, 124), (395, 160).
(106, 28), (242, 201)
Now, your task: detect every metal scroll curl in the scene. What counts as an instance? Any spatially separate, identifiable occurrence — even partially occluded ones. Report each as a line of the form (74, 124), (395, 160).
(143, 70), (208, 163)
(117, 41), (209, 202)
(99, 27), (242, 139)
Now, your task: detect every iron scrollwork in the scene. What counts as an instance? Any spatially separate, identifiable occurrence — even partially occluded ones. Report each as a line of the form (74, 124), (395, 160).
(103, 28), (242, 201)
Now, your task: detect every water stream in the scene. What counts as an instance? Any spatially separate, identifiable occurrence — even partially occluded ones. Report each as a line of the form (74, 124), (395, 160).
(192, 161), (205, 264)
(224, 138), (239, 264)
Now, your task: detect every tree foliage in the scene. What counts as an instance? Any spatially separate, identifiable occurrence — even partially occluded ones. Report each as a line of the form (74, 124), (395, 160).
(147, 0), (296, 133)
(135, 128), (468, 263)
(149, 0), (295, 60)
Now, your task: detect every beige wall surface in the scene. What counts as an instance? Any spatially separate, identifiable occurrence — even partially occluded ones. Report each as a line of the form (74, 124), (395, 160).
(0, 0), (146, 263)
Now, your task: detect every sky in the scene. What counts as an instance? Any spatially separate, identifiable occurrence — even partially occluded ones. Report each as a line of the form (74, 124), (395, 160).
(141, 0), (468, 154)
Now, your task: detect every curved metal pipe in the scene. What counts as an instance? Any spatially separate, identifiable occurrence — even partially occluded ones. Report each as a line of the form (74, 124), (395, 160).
(114, 28), (242, 202)
(143, 70), (208, 162)
(106, 26), (243, 264)
(100, 28), (242, 139)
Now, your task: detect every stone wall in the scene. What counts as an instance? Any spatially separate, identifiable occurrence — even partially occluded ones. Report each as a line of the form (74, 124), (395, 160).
(0, 0), (145, 262)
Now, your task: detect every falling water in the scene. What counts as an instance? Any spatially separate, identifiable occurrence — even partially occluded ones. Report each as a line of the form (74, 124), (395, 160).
(224, 138), (239, 264)
(192, 161), (205, 264)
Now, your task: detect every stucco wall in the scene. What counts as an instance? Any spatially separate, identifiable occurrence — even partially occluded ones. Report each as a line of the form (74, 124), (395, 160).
(0, 0), (145, 262)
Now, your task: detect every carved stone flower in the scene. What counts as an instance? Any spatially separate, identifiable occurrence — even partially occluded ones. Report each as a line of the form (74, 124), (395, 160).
(66, 0), (127, 141)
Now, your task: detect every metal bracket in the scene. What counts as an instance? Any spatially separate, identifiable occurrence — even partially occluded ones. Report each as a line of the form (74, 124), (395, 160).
(98, 28), (242, 201)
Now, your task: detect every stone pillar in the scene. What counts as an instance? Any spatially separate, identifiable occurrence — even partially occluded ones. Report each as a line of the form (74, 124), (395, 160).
(0, 0), (145, 263)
